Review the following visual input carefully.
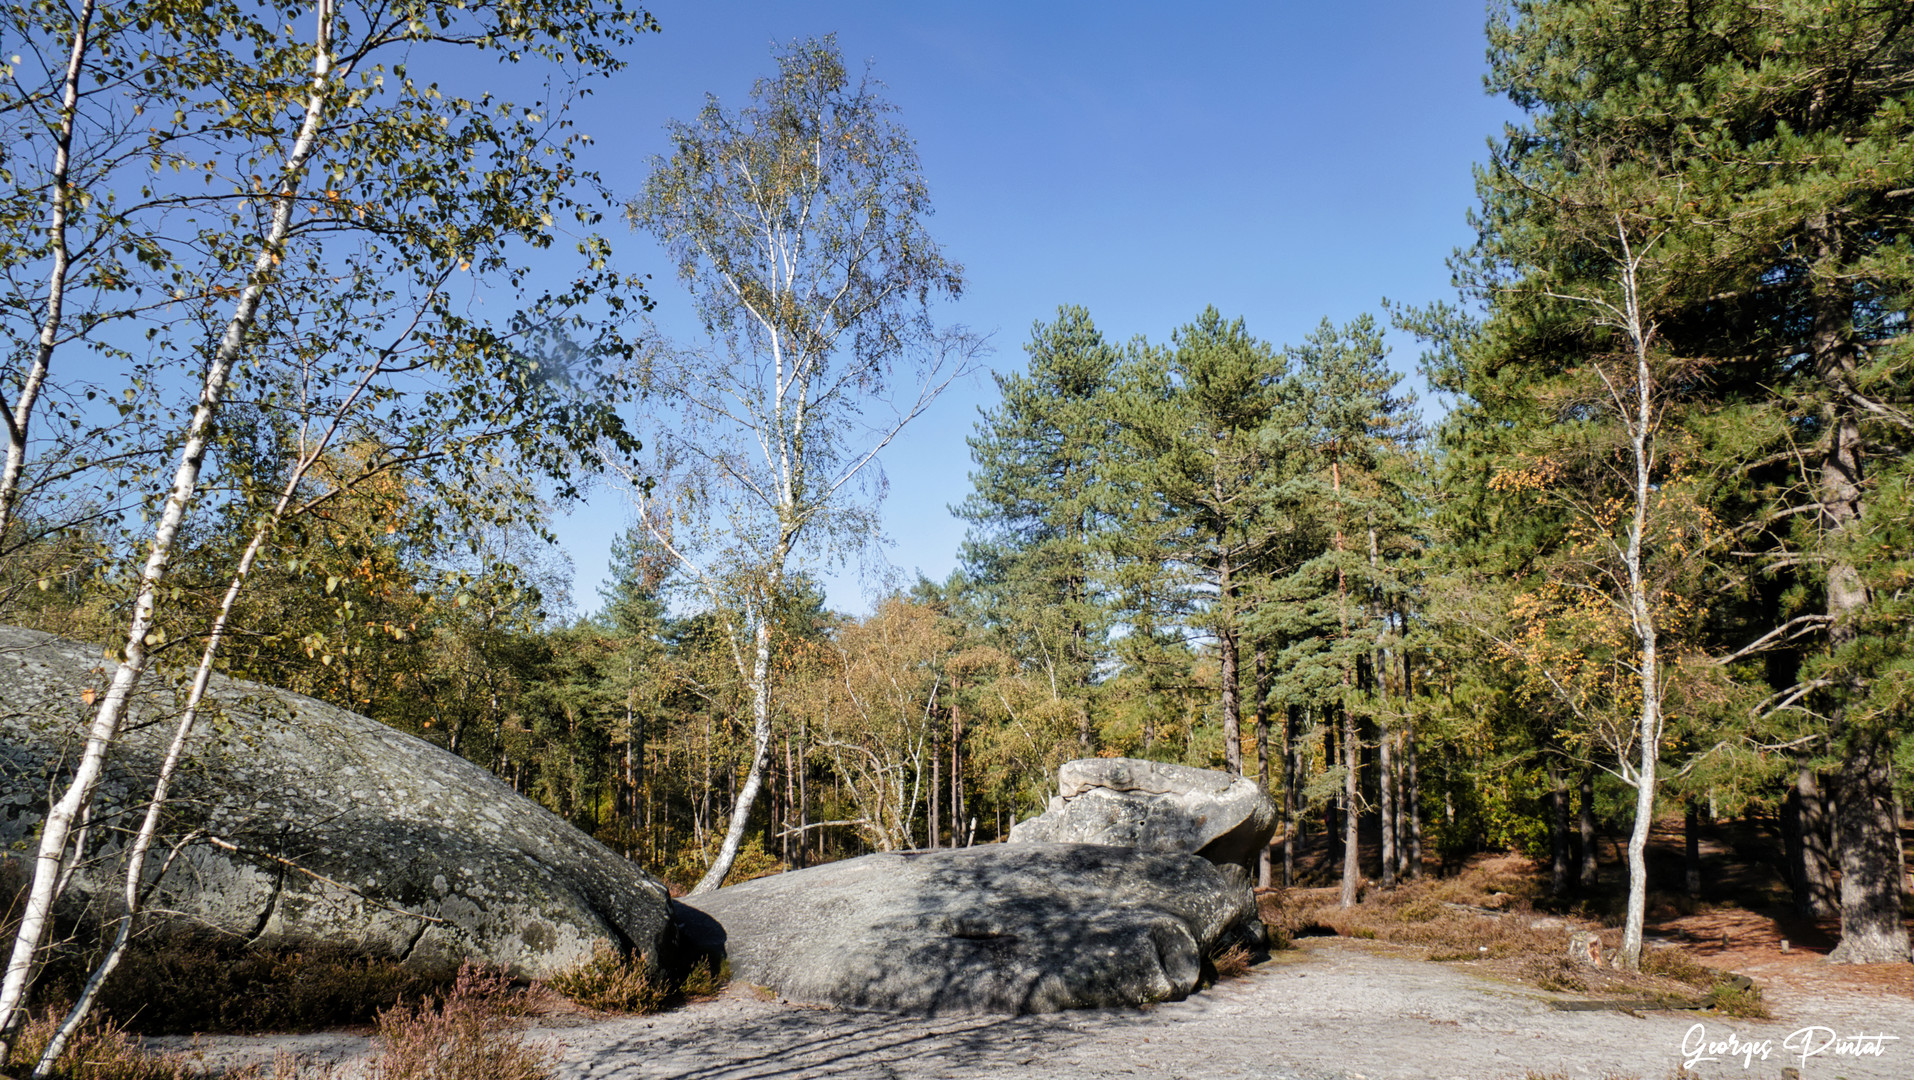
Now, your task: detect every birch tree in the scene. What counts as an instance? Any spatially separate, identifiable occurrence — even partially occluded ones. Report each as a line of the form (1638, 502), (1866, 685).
(0, 0), (650, 1053)
(1456, 164), (1729, 969)
(622, 36), (977, 893)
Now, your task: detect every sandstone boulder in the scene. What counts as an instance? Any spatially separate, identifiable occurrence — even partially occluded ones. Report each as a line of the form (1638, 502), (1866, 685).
(0, 626), (673, 979)
(1007, 757), (1277, 872)
(675, 843), (1265, 1014)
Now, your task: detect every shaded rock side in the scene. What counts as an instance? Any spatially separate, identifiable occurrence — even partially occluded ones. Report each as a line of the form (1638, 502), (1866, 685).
(1007, 757), (1277, 871)
(0, 626), (673, 979)
(675, 843), (1263, 1014)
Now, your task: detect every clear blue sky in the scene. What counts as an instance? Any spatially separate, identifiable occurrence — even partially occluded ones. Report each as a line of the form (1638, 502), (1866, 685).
(550, 1), (1518, 618)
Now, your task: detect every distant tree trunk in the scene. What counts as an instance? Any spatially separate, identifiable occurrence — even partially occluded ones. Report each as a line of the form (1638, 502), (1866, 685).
(1283, 703), (1299, 887)
(1549, 759), (1570, 898)
(1341, 702), (1359, 908)
(780, 735), (792, 865)
(1379, 722), (1397, 889)
(1404, 725), (1422, 880)
(1899, 789), (1909, 915)
(1325, 713), (1342, 866)
(951, 679), (964, 847)
(1684, 800), (1701, 899)
(928, 724), (941, 851)
(1578, 768), (1598, 890)
(1255, 645), (1272, 888)
(1219, 560), (1242, 776)
(797, 718), (809, 869)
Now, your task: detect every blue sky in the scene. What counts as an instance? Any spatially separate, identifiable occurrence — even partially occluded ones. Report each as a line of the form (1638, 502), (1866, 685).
(549, 1), (1518, 618)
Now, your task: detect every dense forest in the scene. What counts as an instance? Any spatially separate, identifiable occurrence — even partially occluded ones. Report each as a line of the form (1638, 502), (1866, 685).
(3, 3), (1912, 1038)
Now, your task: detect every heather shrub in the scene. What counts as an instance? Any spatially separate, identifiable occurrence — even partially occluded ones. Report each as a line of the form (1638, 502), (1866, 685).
(371, 963), (554, 1080)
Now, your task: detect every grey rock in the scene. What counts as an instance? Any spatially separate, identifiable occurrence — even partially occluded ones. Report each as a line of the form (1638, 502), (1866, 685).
(0, 626), (672, 979)
(675, 843), (1264, 1014)
(1008, 758), (1277, 871)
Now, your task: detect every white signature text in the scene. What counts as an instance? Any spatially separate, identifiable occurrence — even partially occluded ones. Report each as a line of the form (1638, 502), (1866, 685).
(1682, 1022), (1899, 1071)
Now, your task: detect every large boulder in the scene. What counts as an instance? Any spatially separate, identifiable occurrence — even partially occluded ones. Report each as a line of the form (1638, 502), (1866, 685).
(675, 843), (1264, 1014)
(0, 626), (673, 979)
(1008, 757), (1277, 873)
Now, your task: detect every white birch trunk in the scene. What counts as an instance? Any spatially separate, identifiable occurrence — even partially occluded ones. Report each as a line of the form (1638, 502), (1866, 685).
(1616, 227), (1661, 971)
(1, 0), (96, 545)
(0, 2), (339, 1048)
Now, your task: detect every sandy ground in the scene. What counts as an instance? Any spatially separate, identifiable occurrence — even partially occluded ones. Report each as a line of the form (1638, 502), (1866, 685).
(155, 939), (1914, 1080)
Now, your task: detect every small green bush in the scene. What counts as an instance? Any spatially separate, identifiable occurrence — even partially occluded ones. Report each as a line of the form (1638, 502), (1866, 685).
(1704, 978), (1769, 1019)
(678, 957), (727, 1000)
(543, 947), (664, 1014)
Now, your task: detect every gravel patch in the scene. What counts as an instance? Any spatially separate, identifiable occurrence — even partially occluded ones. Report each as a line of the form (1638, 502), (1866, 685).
(156, 939), (1914, 1080)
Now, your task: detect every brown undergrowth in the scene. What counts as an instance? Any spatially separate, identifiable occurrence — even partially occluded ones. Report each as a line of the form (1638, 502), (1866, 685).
(538, 947), (728, 1015)
(6, 960), (558, 1080)
(370, 964), (555, 1080)
(65, 937), (460, 1035)
(1257, 854), (1767, 1019)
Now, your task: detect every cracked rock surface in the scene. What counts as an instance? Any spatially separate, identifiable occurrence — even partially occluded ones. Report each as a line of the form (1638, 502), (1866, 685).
(0, 626), (673, 978)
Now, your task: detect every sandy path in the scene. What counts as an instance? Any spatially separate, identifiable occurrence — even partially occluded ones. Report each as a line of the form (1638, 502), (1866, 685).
(159, 940), (1914, 1080)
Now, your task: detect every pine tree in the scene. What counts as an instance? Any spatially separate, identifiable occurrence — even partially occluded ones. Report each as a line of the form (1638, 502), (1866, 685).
(1463, 0), (1914, 961)
(1264, 315), (1420, 905)
(955, 306), (1120, 726)
(1108, 308), (1293, 776)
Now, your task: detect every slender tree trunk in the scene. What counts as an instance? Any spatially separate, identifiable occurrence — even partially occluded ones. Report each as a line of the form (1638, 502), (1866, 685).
(918, 723), (934, 854)
(693, 532), (788, 893)
(796, 719), (809, 869)
(1578, 768), (1598, 891)
(1, 0), (95, 549)
(1683, 800), (1702, 899)
(1404, 724), (1422, 881)
(1786, 768), (1833, 916)
(1341, 703), (1359, 908)
(1283, 703), (1299, 887)
(1899, 790), (1909, 920)
(1325, 712), (1341, 866)
(1330, 454), (1361, 907)
(1379, 719), (1397, 889)
(951, 684), (964, 848)
(780, 735), (793, 865)
(0, 6), (343, 1044)
(1219, 559), (1242, 776)
(1621, 735), (1658, 970)
(1549, 758), (1570, 898)
(1254, 644), (1271, 888)
(35, 420), (351, 1075)
(1618, 243), (1662, 972)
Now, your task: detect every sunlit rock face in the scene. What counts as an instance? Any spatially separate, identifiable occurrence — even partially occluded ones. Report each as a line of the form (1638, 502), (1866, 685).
(0, 626), (674, 979)
(1009, 757), (1278, 875)
(675, 842), (1266, 1014)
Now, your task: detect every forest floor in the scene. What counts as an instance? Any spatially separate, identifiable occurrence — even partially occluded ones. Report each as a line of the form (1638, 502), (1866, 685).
(155, 817), (1914, 1080)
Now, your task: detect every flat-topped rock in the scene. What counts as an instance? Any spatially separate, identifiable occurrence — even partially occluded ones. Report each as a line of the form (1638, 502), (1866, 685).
(675, 843), (1265, 1014)
(1008, 757), (1277, 872)
(0, 626), (674, 979)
